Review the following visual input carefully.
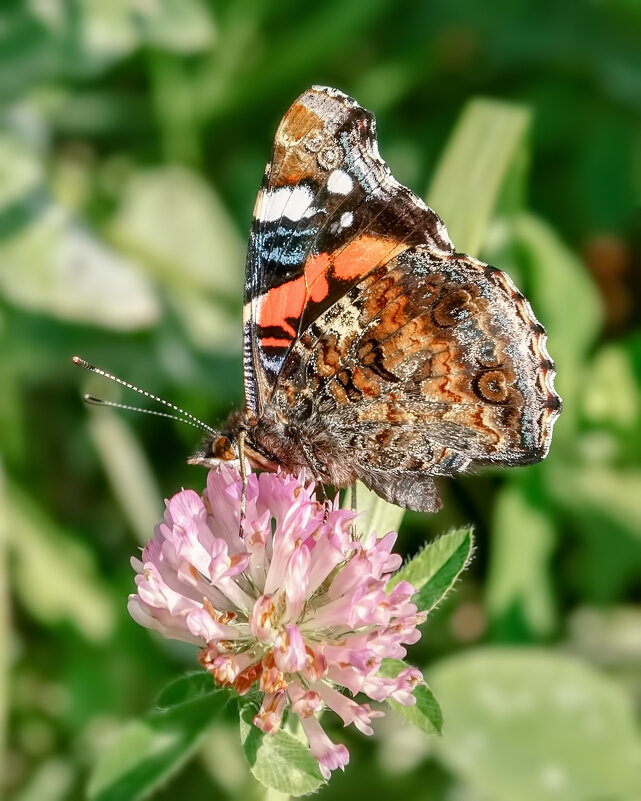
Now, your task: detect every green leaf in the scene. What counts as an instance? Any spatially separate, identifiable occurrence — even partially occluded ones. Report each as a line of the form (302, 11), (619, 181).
(238, 699), (324, 795)
(132, 0), (216, 53)
(582, 343), (640, 431)
(107, 166), (243, 350)
(86, 410), (162, 546)
(0, 118), (157, 330)
(389, 527), (474, 613)
(0, 132), (44, 219)
(0, 200), (159, 329)
(7, 481), (116, 642)
(485, 483), (555, 637)
(155, 673), (220, 710)
(108, 166), (243, 298)
(548, 462), (641, 543)
(512, 212), (602, 440)
(429, 648), (641, 801)
(76, 0), (215, 67)
(88, 688), (227, 801)
(427, 98), (530, 256)
(352, 481), (405, 540)
(379, 659), (443, 735)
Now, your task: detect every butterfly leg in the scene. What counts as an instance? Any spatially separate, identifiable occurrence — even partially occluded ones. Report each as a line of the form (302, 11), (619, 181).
(238, 429), (248, 529)
(298, 440), (334, 522)
(299, 439), (330, 485)
(349, 483), (358, 537)
(314, 482), (331, 524)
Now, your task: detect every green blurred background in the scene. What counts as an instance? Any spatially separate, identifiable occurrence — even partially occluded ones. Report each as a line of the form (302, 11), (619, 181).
(2, 1), (640, 799)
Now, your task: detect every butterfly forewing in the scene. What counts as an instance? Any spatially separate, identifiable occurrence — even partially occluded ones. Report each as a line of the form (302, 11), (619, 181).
(243, 86), (454, 419)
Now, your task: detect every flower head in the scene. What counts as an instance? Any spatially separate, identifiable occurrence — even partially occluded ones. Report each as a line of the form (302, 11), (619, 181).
(129, 466), (426, 779)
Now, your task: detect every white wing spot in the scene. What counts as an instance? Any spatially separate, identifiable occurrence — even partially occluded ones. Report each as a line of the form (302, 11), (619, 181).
(339, 211), (354, 229)
(327, 169), (354, 195)
(255, 186), (317, 223)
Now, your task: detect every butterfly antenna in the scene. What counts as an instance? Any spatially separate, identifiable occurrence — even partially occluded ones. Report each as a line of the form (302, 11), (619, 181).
(72, 356), (215, 435)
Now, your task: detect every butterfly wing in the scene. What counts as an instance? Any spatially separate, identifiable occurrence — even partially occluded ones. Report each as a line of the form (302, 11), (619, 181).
(244, 86), (561, 512)
(270, 244), (560, 511)
(243, 86), (454, 421)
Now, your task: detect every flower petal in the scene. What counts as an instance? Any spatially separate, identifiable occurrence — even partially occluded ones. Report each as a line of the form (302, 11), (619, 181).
(273, 624), (308, 673)
(254, 690), (287, 733)
(299, 715), (349, 779)
(285, 543), (311, 621)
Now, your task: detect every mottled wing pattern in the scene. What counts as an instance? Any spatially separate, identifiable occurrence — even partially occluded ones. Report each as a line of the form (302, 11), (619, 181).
(243, 86), (454, 421)
(242, 85), (561, 512)
(270, 246), (560, 511)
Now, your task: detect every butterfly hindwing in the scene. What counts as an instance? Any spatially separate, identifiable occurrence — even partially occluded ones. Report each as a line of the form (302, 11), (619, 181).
(268, 244), (559, 510)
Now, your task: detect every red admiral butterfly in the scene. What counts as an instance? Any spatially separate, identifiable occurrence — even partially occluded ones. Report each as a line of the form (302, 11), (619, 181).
(185, 86), (561, 512)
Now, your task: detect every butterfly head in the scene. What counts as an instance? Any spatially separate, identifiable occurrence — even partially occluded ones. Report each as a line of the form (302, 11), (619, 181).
(187, 433), (239, 469)
(187, 410), (245, 469)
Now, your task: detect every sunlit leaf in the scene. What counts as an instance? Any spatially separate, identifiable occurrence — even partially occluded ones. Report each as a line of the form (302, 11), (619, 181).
(108, 166), (243, 350)
(389, 527), (474, 613)
(238, 699), (324, 795)
(582, 344), (639, 430)
(0, 202), (159, 328)
(548, 463), (641, 542)
(108, 166), (242, 297)
(353, 481), (405, 539)
(0, 132), (44, 214)
(430, 648), (641, 801)
(567, 605), (641, 668)
(485, 483), (555, 636)
(9, 757), (73, 801)
(88, 689), (227, 801)
(428, 99), (530, 256)
(132, 0), (216, 53)
(77, 0), (215, 66)
(167, 288), (240, 353)
(379, 659), (443, 735)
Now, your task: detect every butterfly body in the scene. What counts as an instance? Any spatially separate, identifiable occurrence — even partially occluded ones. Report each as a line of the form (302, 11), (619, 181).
(189, 87), (561, 512)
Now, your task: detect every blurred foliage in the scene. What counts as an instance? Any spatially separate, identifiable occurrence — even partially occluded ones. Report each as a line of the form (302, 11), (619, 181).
(2, 1), (640, 799)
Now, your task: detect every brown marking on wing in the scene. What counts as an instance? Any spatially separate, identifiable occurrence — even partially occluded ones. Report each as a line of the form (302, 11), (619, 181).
(316, 332), (357, 377)
(471, 369), (512, 405)
(431, 288), (473, 328)
(349, 366), (382, 398)
(269, 102), (324, 186)
(471, 406), (502, 448)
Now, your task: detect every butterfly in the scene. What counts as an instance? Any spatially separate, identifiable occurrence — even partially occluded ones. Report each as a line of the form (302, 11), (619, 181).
(188, 86), (561, 512)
